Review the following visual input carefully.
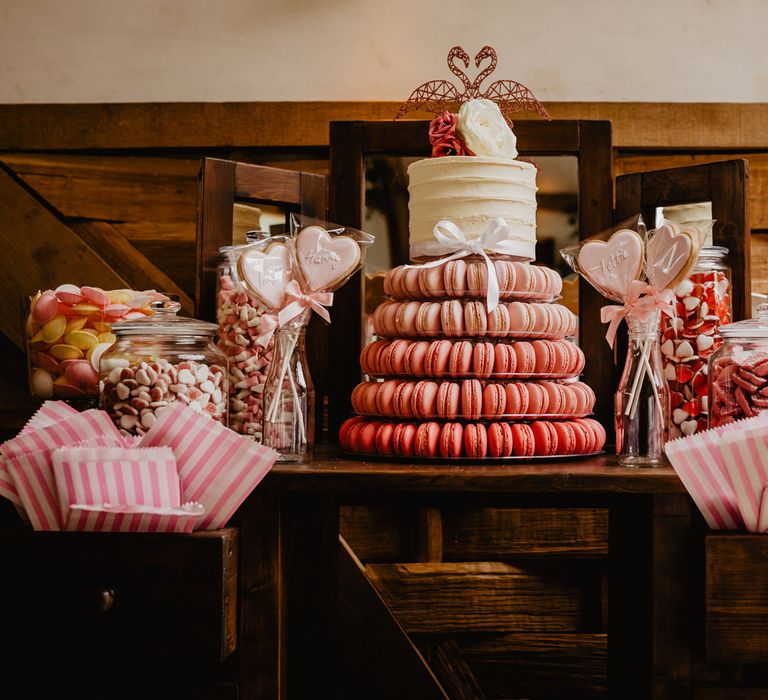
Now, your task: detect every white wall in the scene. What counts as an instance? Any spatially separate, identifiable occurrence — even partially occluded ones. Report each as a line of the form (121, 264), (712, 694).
(2, 0), (767, 104)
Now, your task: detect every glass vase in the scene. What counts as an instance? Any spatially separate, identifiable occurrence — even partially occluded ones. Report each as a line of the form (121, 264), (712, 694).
(262, 324), (314, 462)
(614, 310), (669, 467)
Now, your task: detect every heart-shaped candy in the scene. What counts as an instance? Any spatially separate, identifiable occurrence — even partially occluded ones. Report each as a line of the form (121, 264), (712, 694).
(646, 222), (696, 291)
(295, 226), (360, 292)
(577, 229), (644, 300)
(237, 243), (293, 310)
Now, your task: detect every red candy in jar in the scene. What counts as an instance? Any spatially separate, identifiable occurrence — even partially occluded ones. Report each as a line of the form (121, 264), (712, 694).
(709, 304), (768, 427)
(659, 247), (731, 437)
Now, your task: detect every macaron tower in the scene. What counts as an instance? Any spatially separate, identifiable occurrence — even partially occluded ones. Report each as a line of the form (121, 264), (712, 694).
(339, 98), (606, 459)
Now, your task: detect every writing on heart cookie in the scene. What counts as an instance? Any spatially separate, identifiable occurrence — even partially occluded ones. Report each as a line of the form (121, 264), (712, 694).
(237, 242), (293, 310)
(577, 229), (644, 300)
(645, 222), (698, 291)
(296, 225), (361, 292)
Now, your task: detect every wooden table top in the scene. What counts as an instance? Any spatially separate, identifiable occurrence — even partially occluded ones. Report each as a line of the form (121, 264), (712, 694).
(264, 447), (686, 495)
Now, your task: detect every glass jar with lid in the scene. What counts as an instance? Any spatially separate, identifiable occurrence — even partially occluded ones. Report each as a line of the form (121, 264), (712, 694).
(709, 303), (768, 427)
(660, 246), (732, 437)
(99, 300), (228, 437)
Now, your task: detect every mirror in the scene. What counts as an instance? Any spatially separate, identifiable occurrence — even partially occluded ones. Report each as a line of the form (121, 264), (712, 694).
(232, 202), (291, 245)
(655, 201), (714, 246)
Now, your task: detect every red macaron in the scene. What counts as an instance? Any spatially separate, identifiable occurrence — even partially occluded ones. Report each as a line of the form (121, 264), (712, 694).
(464, 423), (488, 458)
(511, 423), (535, 456)
(488, 422), (514, 457)
(531, 420), (558, 456)
(461, 379), (483, 420)
(439, 422), (464, 458)
(415, 421), (441, 457)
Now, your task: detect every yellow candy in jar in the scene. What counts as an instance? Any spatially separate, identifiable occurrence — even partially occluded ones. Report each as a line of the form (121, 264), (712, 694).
(49, 344), (83, 360)
(91, 321), (112, 334)
(65, 330), (99, 351)
(97, 332), (117, 344)
(107, 289), (133, 305)
(41, 315), (67, 344)
(72, 303), (101, 316)
(65, 317), (89, 334)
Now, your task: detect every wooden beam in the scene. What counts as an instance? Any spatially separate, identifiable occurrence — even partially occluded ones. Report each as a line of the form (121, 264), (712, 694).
(3, 102), (768, 150)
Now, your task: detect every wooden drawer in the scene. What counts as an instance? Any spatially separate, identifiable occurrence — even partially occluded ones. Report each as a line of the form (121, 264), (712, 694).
(706, 534), (768, 663)
(0, 528), (238, 663)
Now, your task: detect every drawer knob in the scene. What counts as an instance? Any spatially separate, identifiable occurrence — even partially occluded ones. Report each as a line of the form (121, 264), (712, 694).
(99, 588), (115, 613)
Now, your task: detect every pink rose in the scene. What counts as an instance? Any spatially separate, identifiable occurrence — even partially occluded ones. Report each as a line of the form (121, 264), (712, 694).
(429, 111), (474, 157)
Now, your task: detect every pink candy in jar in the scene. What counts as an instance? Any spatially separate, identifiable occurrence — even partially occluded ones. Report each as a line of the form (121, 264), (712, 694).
(99, 300), (228, 436)
(709, 304), (768, 427)
(659, 248), (731, 437)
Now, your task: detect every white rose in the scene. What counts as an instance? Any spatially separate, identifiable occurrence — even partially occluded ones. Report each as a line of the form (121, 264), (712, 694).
(457, 99), (518, 158)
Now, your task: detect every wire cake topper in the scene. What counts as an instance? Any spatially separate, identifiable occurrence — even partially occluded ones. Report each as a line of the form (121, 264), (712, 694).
(395, 45), (550, 126)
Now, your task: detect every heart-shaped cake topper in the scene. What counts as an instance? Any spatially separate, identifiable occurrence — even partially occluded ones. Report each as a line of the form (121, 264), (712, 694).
(295, 226), (361, 292)
(237, 242), (293, 310)
(577, 229), (645, 301)
(645, 222), (697, 291)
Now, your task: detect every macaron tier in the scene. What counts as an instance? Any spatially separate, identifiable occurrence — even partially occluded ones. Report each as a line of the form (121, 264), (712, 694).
(339, 416), (606, 459)
(342, 258), (605, 460)
(384, 259), (562, 302)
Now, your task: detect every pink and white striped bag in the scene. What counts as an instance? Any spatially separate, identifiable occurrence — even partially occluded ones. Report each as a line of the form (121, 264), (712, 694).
(140, 402), (277, 529)
(67, 502), (204, 533)
(52, 446), (181, 531)
(0, 402), (79, 506)
(719, 426), (768, 532)
(2, 409), (122, 530)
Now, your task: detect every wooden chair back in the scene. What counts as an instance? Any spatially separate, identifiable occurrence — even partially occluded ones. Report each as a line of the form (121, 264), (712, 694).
(328, 120), (614, 437)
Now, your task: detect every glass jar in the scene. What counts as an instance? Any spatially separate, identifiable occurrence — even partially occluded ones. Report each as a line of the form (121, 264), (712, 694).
(660, 247), (731, 438)
(615, 309), (669, 467)
(262, 321), (314, 462)
(99, 300), (228, 437)
(216, 231), (275, 441)
(709, 303), (768, 427)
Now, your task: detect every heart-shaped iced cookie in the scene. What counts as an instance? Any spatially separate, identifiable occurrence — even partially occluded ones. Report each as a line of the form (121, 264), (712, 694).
(645, 222), (696, 291)
(237, 243), (292, 310)
(296, 226), (360, 292)
(577, 229), (644, 300)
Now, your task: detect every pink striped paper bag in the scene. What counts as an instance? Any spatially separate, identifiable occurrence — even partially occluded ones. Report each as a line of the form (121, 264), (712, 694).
(665, 427), (744, 530)
(52, 446), (181, 531)
(0, 401), (78, 507)
(67, 502), (204, 533)
(2, 409), (122, 530)
(758, 487), (768, 533)
(140, 402), (278, 529)
(720, 423), (768, 532)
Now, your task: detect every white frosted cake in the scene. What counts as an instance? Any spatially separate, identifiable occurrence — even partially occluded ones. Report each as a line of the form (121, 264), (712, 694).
(406, 99), (538, 261)
(408, 155), (537, 260)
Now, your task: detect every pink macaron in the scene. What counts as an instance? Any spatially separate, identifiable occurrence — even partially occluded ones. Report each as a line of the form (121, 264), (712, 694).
(416, 302), (443, 335)
(543, 382), (564, 415)
(381, 302), (400, 335)
(513, 342), (536, 376)
(488, 303), (511, 336)
(375, 423), (396, 456)
(375, 380), (399, 415)
(464, 301), (488, 337)
(570, 420), (592, 454)
(552, 421), (576, 455)
(461, 379), (483, 420)
(437, 382), (460, 419)
(531, 420), (558, 456)
(511, 423), (535, 457)
(440, 422), (464, 458)
(505, 382), (529, 415)
(495, 260), (515, 299)
(464, 422), (488, 458)
(488, 421), (514, 457)
(472, 342), (495, 379)
(415, 421), (441, 457)
(361, 340), (388, 374)
(358, 420), (382, 454)
(419, 264), (445, 298)
(444, 260), (468, 297)
(482, 383), (507, 418)
(561, 383), (580, 415)
(382, 339), (410, 375)
(507, 302), (534, 335)
(512, 263), (533, 293)
(425, 339), (452, 376)
(532, 340), (555, 374)
(395, 301), (421, 335)
(393, 422), (418, 457)
(581, 418), (606, 451)
(442, 300), (464, 337)
(526, 382), (548, 415)
(493, 344), (517, 376)
(402, 267), (422, 298)
(549, 340), (572, 376)
(383, 267), (401, 298)
(467, 262), (487, 298)
(339, 416), (365, 449)
(449, 340), (473, 377)
(393, 381), (416, 417)
(412, 380), (439, 418)
(404, 341), (429, 376)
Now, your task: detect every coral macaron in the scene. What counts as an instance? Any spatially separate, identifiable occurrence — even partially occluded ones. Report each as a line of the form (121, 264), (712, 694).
(440, 422), (464, 458)
(482, 383), (507, 418)
(531, 420), (558, 456)
(375, 423), (396, 456)
(415, 422), (441, 457)
(511, 423), (535, 456)
(393, 422), (418, 457)
(437, 382), (460, 419)
(488, 422), (514, 457)
(461, 379), (483, 420)
(464, 423), (488, 458)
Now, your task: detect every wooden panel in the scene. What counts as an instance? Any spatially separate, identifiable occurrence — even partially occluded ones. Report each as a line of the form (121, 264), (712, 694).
(1, 153), (198, 223)
(338, 537), (449, 700)
(616, 152), (768, 230)
(429, 639), (485, 700)
(443, 507), (608, 559)
(696, 690), (768, 700)
(752, 233), (768, 295)
(458, 633), (607, 698)
(0, 528), (238, 662)
(5, 102), (768, 150)
(706, 534), (768, 664)
(340, 505), (419, 562)
(0, 166), (127, 349)
(366, 561), (602, 633)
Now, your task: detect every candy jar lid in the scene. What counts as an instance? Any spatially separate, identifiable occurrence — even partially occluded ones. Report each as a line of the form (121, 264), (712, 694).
(719, 303), (768, 340)
(697, 245), (729, 262)
(111, 300), (218, 338)
(219, 230), (270, 255)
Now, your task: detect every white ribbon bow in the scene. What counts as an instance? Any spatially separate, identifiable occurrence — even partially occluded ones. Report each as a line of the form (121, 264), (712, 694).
(411, 218), (521, 312)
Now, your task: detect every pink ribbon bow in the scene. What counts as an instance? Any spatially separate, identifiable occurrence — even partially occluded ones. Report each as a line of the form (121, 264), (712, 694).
(278, 280), (333, 325)
(600, 280), (675, 348)
(256, 313), (279, 348)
